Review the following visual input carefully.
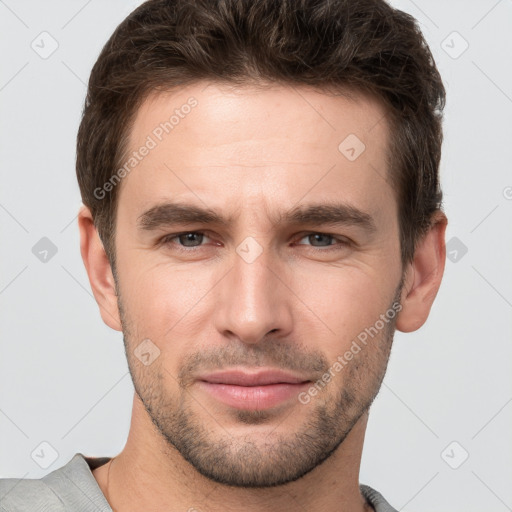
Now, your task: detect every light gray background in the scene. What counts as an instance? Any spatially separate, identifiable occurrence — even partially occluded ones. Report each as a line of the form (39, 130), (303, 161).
(1, 1), (511, 511)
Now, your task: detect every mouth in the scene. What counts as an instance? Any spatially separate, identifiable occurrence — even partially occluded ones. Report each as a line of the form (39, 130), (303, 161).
(196, 369), (312, 411)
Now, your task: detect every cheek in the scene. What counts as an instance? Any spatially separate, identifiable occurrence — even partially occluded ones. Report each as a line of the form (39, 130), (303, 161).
(293, 264), (395, 355)
(117, 236), (400, 362)
(119, 261), (218, 343)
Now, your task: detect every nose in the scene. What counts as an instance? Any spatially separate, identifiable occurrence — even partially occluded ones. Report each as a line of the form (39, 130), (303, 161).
(213, 245), (293, 345)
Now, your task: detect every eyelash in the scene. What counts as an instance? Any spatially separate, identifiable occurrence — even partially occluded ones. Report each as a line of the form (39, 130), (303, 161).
(159, 231), (351, 253)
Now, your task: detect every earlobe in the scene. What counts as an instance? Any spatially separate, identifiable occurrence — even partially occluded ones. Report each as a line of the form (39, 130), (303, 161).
(396, 211), (447, 333)
(77, 205), (122, 331)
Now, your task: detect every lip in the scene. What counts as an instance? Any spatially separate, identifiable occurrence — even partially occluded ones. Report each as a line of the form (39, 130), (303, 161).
(198, 369), (310, 386)
(196, 369), (311, 411)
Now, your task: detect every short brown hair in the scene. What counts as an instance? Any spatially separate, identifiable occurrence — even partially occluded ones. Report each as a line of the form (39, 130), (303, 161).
(76, 0), (446, 271)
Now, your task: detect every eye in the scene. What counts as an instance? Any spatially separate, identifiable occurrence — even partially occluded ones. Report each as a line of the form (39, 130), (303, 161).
(295, 233), (350, 250)
(159, 231), (351, 255)
(161, 231), (213, 250)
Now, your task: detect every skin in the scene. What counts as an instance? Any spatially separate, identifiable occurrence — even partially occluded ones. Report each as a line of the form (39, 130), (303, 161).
(79, 81), (447, 512)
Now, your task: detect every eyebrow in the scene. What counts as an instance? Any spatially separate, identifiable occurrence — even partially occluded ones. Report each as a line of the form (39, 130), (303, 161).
(137, 201), (376, 233)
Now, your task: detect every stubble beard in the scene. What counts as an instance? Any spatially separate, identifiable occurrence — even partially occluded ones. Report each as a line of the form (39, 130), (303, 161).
(117, 282), (401, 488)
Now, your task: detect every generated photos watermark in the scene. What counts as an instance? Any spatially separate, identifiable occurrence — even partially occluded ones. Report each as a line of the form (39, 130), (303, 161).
(298, 301), (402, 405)
(94, 96), (198, 200)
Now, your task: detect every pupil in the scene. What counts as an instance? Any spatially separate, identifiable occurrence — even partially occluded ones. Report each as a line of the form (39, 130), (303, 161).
(311, 234), (330, 246)
(181, 233), (202, 246)
(177, 233), (331, 248)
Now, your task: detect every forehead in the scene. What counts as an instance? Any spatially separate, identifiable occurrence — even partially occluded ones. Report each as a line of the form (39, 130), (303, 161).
(118, 81), (393, 224)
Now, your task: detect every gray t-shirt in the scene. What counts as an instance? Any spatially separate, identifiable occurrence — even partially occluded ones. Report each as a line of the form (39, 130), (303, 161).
(0, 453), (398, 511)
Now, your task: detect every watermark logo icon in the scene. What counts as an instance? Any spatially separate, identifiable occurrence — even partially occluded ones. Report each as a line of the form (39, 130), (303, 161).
(446, 236), (468, 263)
(134, 338), (161, 366)
(338, 134), (366, 161)
(31, 441), (59, 469)
(441, 31), (469, 60)
(31, 32), (59, 59)
(32, 237), (58, 263)
(441, 441), (469, 469)
(236, 236), (264, 264)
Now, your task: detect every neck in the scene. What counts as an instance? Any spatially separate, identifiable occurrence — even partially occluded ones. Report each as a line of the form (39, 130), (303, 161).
(95, 394), (373, 512)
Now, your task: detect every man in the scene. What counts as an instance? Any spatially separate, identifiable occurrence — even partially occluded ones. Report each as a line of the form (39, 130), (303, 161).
(0, 0), (447, 510)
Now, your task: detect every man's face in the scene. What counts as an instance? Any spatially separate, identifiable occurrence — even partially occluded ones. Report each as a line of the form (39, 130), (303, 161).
(113, 82), (403, 487)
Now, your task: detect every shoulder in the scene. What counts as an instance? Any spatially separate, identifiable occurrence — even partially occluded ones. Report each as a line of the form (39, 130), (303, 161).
(0, 453), (111, 512)
(360, 483), (399, 512)
(0, 476), (65, 511)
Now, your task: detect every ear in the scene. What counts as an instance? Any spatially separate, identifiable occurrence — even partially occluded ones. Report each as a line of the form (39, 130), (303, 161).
(396, 211), (447, 333)
(78, 205), (122, 331)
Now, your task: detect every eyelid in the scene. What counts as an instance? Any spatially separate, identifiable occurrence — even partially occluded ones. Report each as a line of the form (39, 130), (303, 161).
(160, 231), (213, 247)
(294, 232), (352, 248)
(160, 230), (352, 251)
